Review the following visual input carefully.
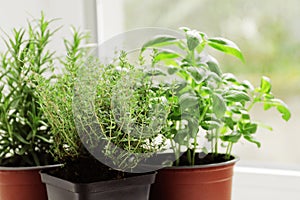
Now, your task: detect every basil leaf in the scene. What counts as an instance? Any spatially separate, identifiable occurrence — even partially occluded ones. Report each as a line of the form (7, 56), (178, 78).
(208, 37), (244, 62)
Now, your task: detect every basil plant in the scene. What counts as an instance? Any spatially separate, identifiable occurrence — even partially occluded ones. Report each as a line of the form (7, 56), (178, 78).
(139, 27), (291, 166)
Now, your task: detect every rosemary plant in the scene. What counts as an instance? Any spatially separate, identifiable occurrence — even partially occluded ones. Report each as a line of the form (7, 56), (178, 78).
(0, 14), (58, 166)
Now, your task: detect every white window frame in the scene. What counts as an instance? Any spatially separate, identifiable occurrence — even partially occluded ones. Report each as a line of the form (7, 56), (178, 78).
(96, 0), (125, 44)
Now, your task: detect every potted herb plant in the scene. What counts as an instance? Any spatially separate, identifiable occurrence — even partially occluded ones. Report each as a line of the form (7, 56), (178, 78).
(0, 14), (61, 200)
(37, 29), (169, 199)
(133, 27), (291, 200)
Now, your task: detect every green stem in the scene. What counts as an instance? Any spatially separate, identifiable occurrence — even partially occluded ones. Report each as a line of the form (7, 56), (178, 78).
(214, 128), (220, 155)
(247, 94), (262, 111)
(211, 135), (214, 154)
(225, 143), (230, 155)
(199, 103), (210, 122)
(214, 139), (218, 155)
(192, 137), (197, 165)
(225, 142), (233, 159)
(247, 101), (256, 111)
(190, 49), (196, 66)
(177, 144), (182, 166)
(187, 149), (191, 165)
(170, 139), (180, 166)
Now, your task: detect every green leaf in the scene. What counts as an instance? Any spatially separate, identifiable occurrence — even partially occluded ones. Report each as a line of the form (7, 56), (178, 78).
(201, 120), (222, 130)
(243, 135), (261, 148)
(224, 117), (236, 130)
(241, 112), (250, 120)
(188, 117), (199, 138)
(207, 73), (222, 89)
(173, 129), (188, 145)
(201, 147), (209, 154)
(168, 109), (182, 121)
(141, 35), (178, 52)
(263, 99), (291, 121)
(14, 133), (30, 144)
(241, 80), (254, 91)
(187, 37), (199, 51)
(239, 122), (258, 135)
(186, 30), (202, 51)
(153, 51), (181, 63)
(260, 76), (271, 93)
(174, 81), (187, 92)
(36, 135), (52, 143)
(186, 66), (208, 84)
(212, 93), (226, 118)
(220, 132), (241, 143)
(276, 101), (291, 121)
(179, 92), (199, 110)
(196, 42), (206, 54)
(222, 73), (238, 82)
(206, 55), (222, 76)
(167, 66), (179, 75)
(208, 37), (244, 62)
(144, 68), (167, 76)
(225, 90), (250, 102)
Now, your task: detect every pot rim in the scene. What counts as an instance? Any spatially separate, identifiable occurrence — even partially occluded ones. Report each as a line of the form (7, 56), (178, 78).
(163, 155), (240, 169)
(0, 164), (63, 171)
(40, 170), (157, 193)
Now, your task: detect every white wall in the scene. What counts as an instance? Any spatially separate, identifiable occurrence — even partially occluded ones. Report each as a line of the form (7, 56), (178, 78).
(0, 0), (97, 54)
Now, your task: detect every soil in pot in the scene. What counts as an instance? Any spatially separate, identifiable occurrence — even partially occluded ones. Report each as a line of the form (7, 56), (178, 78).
(178, 152), (235, 165)
(47, 156), (134, 183)
(150, 152), (238, 200)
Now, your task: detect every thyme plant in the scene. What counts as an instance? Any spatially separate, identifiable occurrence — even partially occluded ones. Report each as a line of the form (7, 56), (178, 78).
(89, 51), (170, 170)
(37, 28), (89, 161)
(39, 35), (170, 171)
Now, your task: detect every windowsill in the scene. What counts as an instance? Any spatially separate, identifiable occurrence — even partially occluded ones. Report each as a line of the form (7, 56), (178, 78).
(233, 166), (300, 200)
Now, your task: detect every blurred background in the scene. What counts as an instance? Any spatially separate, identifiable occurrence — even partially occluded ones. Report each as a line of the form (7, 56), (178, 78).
(1, 0), (299, 168)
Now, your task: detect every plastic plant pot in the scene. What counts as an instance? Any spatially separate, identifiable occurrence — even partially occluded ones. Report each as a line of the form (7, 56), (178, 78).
(40, 170), (156, 200)
(0, 165), (62, 200)
(150, 157), (239, 200)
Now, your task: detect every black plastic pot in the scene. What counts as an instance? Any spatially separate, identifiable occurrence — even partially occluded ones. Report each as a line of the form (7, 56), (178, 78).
(40, 171), (156, 200)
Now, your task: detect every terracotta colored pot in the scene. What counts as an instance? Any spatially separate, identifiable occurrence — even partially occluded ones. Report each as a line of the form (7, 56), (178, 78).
(0, 165), (62, 200)
(150, 157), (239, 200)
